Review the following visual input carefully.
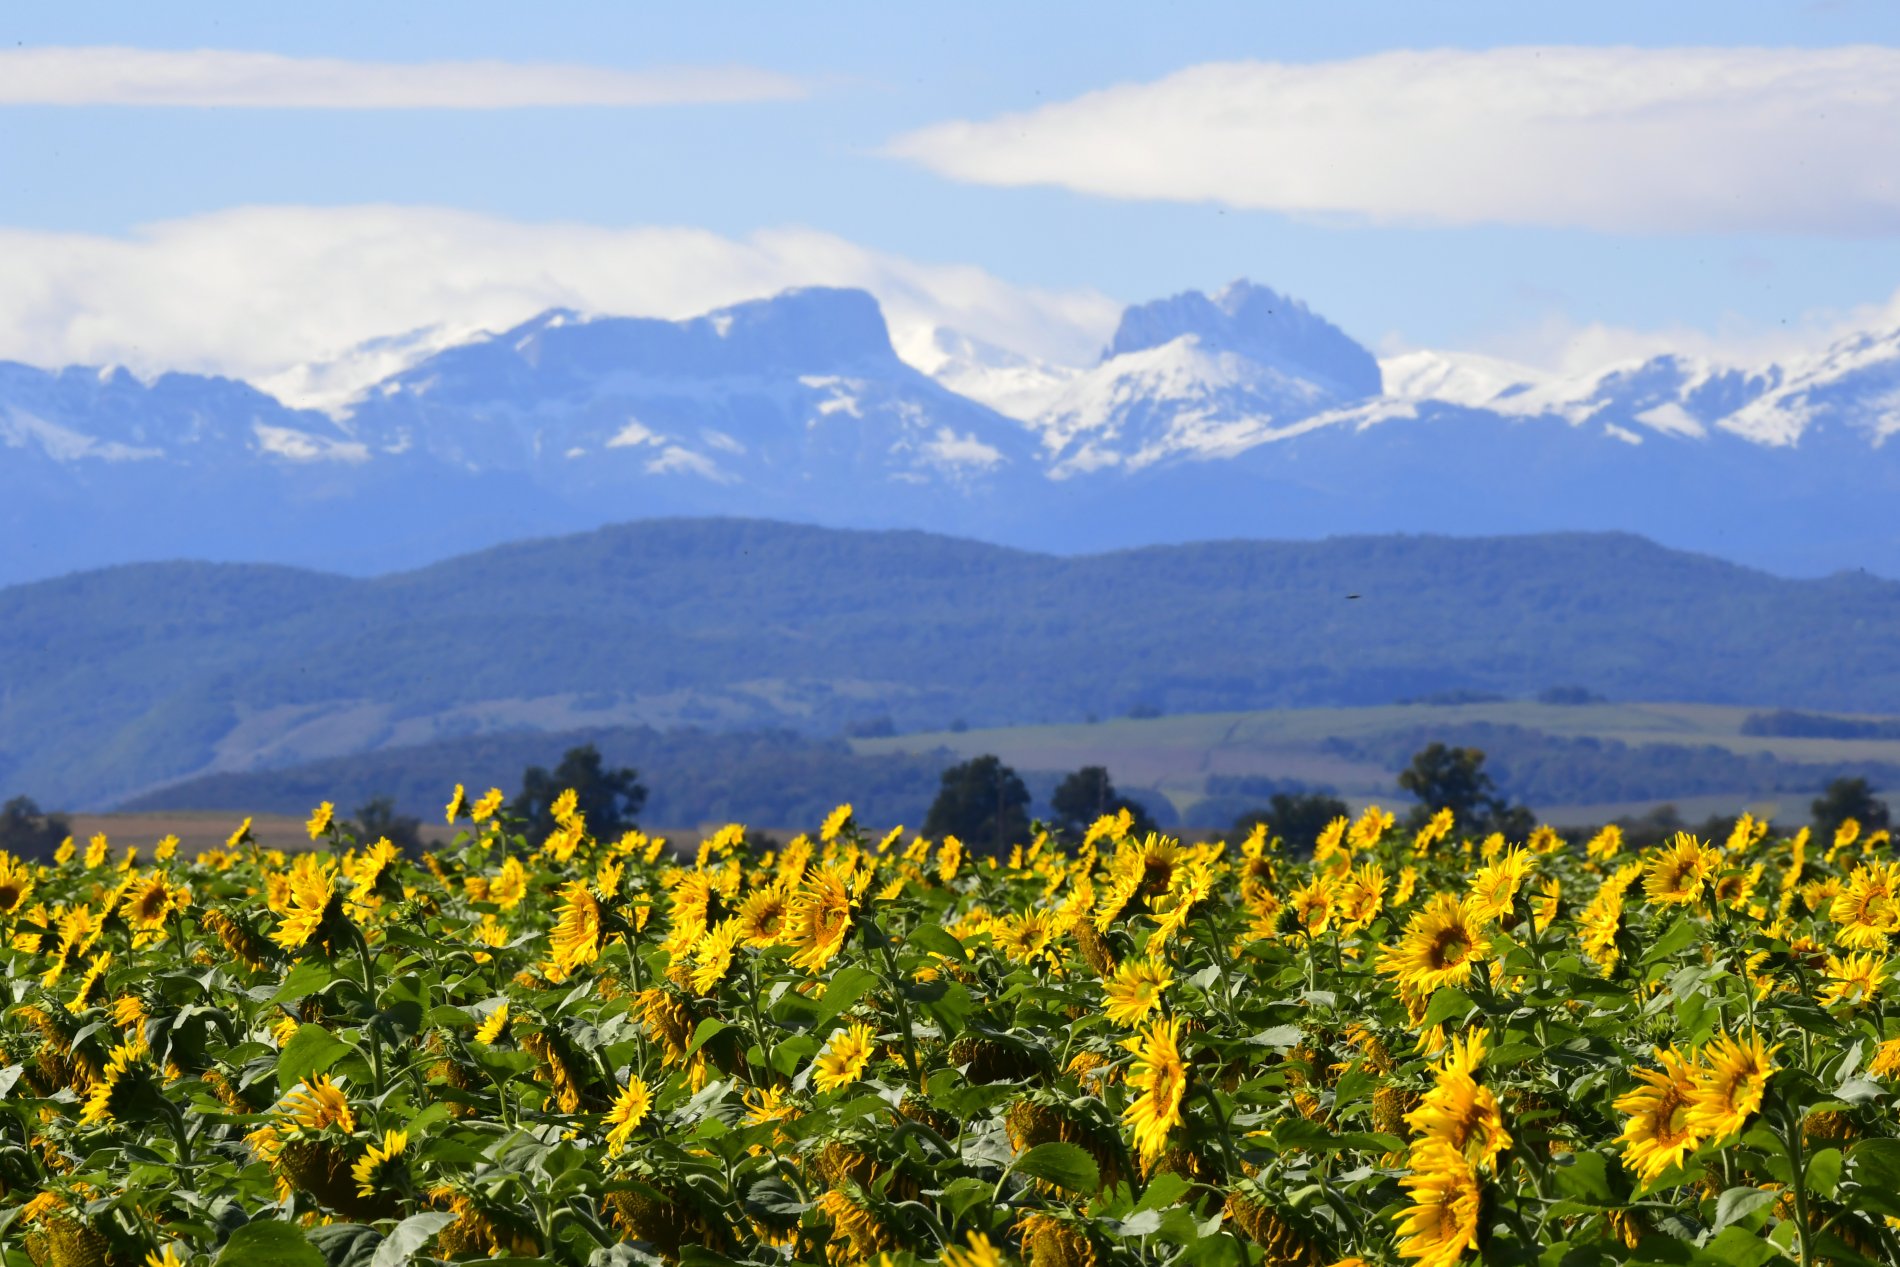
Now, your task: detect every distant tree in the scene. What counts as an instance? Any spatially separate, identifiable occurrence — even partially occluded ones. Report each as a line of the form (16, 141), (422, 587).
(1610, 804), (1687, 851)
(511, 744), (647, 844)
(344, 796), (427, 856)
(0, 796), (69, 863)
(1232, 791), (1352, 855)
(1398, 743), (1533, 838)
(1050, 766), (1157, 837)
(1812, 776), (1891, 843)
(924, 754), (1031, 856)
(1537, 685), (1604, 706)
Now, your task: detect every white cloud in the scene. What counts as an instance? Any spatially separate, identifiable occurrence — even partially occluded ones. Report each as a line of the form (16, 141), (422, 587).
(0, 205), (1120, 409)
(0, 46), (804, 108)
(889, 46), (1900, 234)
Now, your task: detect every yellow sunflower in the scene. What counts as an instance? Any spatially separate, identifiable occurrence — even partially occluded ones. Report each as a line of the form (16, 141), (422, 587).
(784, 865), (856, 974)
(1120, 1016), (1189, 1164)
(548, 881), (603, 974)
(306, 801), (335, 840)
(736, 886), (792, 945)
(689, 919), (744, 995)
(1820, 951), (1888, 1008)
(1406, 1070), (1511, 1172)
(352, 1129), (408, 1197)
(1686, 1030), (1779, 1142)
(605, 1075), (653, 1153)
(269, 855), (346, 954)
(281, 1074), (357, 1134)
(813, 1022), (877, 1093)
(1830, 862), (1900, 949)
(1613, 1046), (1702, 1185)
(1102, 957), (1174, 1028)
(474, 1003), (511, 1046)
(1392, 1141), (1482, 1267)
(1377, 894), (1491, 995)
(1643, 833), (1717, 906)
(0, 853), (35, 914)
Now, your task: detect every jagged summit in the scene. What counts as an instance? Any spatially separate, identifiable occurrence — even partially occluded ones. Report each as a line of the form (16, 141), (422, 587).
(1103, 279), (1383, 399)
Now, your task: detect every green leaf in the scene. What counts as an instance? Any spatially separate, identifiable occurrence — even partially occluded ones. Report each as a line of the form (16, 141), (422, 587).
(304, 1224), (382, 1267)
(1850, 1137), (1900, 1189)
(1551, 1151), (1622, 1206)
(276, 1024), (350, 1093)
(1011, 1141), (1100, 1193)
(918, 981), (974, 1037)
(686, 1018), (735, 1057)
(815, 965), (879, 1028)
(216, 1222), (327, 1267)
(1807, 1146), (1844, 1198)
(1641, 917), (1700, 966)
(940, 1177), (993, 1220)
(369, 1213), (455, 1267)
(905, 923), (968, 962)
(1421, 988), (1475, 1029)
(269, 962), (336, 1006)
(1247, 1025), (1303, 1049)
(1713, 1185), (1778, 1231)
(1697, 1226), (1778, 1267)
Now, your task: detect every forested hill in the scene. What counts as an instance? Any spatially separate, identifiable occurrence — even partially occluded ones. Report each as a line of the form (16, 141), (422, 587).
(6, 517), (1900, 808)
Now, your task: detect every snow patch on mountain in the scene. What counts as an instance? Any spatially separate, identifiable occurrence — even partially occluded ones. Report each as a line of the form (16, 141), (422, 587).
(1, 409), (164, 462)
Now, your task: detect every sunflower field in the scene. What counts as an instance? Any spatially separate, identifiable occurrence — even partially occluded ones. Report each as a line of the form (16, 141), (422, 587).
(4, 791), (1900, 1267)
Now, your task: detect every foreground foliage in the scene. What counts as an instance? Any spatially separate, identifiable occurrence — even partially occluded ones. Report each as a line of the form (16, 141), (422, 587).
(4, 793), (1900, 1267)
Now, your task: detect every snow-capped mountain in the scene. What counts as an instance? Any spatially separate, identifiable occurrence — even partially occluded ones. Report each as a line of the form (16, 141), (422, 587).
(6, 277), (1900, 585)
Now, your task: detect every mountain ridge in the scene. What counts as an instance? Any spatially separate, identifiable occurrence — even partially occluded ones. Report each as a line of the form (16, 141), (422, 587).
(7, 517), (1900, 811)
(7, 278), (1900, 582)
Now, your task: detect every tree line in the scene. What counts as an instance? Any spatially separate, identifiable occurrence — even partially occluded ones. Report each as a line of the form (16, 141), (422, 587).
(3, 740), (1892, 861)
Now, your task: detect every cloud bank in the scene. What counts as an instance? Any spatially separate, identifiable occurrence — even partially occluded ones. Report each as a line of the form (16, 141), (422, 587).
(889, 46), (1900, 235)
(0, 206), (1120, 408)
(0, 46), (804, 108)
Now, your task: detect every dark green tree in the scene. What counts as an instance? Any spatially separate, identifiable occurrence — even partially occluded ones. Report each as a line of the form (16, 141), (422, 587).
(344, 796), (428, 856)
(1398, 743), (1533, 838)
(0, 796), (69, 863)
(1232, 791), (1351, 855)
(923, 754), (1031, 856)
(1049, 766), (1157, 837)
(1812, 776), (1891, 843)
(510, 744), (647, 844)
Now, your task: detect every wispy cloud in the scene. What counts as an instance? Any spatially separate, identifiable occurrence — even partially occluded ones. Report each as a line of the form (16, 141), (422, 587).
(0, 46), (805, 108)
(0, 206), (1119, 408)
(889, 46), (1900, 235)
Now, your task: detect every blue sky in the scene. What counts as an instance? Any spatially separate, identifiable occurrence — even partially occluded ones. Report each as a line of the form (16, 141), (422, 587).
(4, 2), (1900, 391)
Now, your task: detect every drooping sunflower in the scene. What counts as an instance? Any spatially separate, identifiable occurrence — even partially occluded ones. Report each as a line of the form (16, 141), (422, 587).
(605, 1075), (653, 1153)
(281, 1074), (358, 1134)
(474, 1002), (511, 1046)
(1392, 1141), (1482, 1267)
(1686, 1030), (1779, 1142)
(548, 881), (603, 974)
(78, 1039), (159, 1125)
(1102, 957), (1173, 1028)
(784, 864), (856, 974)
(64, 950), (112, 1016)
(1613, 1046), (1702, 1184)
(813, 1022), (877, 1093)
(352, 1129), (408, 1198)
(1120, 1016), (1189, 1164)
(1377, 894), (1490, 995)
